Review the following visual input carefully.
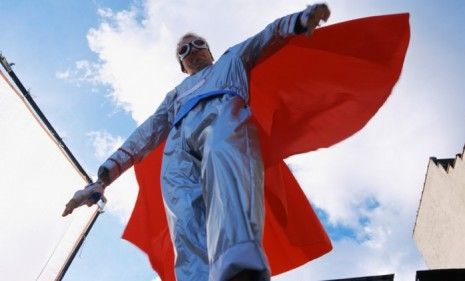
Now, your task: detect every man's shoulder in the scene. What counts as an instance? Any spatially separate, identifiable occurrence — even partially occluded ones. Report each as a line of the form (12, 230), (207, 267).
(216, 48), (243, 66)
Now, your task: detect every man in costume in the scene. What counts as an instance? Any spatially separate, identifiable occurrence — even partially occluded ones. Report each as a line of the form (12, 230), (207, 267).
(63, 4), (330, 280)
(63, 3), (410, 281)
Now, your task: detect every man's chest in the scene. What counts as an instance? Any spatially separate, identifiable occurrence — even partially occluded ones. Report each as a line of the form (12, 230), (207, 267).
(175, 54), (249, 103)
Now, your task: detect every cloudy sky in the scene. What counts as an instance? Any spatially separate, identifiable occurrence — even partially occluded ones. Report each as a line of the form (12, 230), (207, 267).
(0, 1), (464, 281)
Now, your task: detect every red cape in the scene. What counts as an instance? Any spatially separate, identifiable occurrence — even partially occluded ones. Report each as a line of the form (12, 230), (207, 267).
(122, 14), (410, 280)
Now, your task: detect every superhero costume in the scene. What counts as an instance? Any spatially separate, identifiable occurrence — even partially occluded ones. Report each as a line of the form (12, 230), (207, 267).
(98, 10), (410, 281)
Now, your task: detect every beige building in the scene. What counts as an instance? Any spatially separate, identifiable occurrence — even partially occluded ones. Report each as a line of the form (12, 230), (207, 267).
(414, 145), (465, 268)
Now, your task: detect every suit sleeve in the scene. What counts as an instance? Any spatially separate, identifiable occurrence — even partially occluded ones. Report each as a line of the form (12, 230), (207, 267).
(97, 90), (176, 185)
(229, 5), (315, 70)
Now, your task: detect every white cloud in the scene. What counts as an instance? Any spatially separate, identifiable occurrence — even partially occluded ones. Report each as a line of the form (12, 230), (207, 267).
(56, 69), (70, 80)
(55, 59), (101, 86)
(273, 201), (426, 280)
(97, 7), (113, 18)
(103, 167), (139, 225)
(85, 4), (183, 123)
(88, 130), (124, 161)
(87, 130), (138, 224)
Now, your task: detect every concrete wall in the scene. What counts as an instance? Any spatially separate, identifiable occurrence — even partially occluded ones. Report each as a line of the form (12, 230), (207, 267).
(413, 147), (465, 268)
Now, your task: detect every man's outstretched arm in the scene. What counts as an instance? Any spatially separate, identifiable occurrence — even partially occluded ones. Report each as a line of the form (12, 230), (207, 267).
(96, 90), (175, 187)
(230, 3), (330, 70)
(62, 90), (176, 216)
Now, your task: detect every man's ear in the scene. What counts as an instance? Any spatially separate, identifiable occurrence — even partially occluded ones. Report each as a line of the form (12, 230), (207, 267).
(180, 61), (187, 73)
(208, 49), (214, 62)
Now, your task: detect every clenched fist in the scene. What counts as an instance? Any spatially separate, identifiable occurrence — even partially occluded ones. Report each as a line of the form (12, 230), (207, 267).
(302, 3), (331, 36)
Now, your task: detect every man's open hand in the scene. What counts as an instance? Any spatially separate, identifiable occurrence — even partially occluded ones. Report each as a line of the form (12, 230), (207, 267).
(62, 181), (104, 217)
(305, 4), (331, 36)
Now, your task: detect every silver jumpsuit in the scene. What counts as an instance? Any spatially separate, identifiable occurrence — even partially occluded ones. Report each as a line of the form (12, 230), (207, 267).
(98, 9), (310, 281)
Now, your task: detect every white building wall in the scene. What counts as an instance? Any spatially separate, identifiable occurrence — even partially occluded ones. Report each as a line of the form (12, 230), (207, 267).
(414, 146), (465, 268)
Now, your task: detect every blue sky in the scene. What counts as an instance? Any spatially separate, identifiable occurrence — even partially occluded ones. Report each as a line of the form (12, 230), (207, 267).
(1, 1), (464, 281)
(0, 0), (136, 171)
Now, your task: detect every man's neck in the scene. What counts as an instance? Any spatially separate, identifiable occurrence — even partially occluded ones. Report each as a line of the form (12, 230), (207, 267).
(189, 62), (213, 75)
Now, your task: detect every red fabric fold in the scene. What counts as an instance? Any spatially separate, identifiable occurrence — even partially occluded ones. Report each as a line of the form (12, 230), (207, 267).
(122, 13), (410, 280)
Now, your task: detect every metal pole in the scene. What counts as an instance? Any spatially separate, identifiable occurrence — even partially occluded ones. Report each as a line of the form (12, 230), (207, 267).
(55, 208), (102, 281)
(0, 53), (93, 183)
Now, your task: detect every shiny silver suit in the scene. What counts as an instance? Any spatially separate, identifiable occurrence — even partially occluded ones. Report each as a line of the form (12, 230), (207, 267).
(98, 8), (310, 281)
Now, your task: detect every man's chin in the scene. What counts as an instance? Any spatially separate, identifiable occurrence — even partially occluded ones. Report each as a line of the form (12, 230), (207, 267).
(191, 61), (211, 72)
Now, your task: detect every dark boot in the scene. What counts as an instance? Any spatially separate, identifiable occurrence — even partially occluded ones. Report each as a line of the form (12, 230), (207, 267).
(229, 270), (260, 281)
